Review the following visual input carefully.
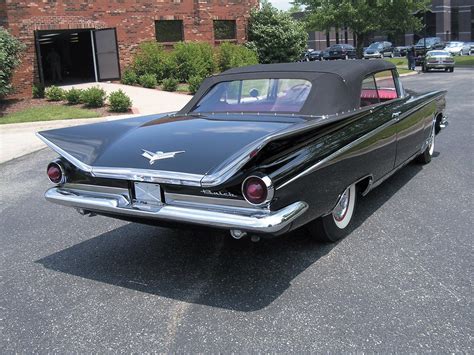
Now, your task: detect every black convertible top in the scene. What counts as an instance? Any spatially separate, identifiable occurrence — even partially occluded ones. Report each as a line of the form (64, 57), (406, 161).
(221, 60), (395, 82)
(180, 60), (396, 116)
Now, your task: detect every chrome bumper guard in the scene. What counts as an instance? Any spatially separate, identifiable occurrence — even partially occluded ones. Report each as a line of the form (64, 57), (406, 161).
(45, 187), (308, 234)
(439, 114), (448, 129)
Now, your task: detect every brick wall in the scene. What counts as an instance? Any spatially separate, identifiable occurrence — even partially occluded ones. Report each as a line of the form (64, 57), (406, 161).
(5, 0), (258, 98)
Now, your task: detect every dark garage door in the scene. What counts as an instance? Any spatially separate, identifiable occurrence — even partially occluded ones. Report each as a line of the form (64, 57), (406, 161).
(93, 28), (121, 81)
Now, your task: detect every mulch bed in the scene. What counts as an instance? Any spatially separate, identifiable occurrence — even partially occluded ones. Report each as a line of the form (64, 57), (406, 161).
(0, 98), (129, 117)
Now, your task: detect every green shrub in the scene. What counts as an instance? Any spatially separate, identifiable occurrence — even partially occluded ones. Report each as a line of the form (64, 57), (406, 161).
(162, 77), (178, 92)
(32, 84), (45, 99)
(247, 2), (308, 63)
(81, 86), (107, 108)
(64, 88), (83, 105)
(138, 73), (157, 88)
(45, 86), (65, 101)
(171, 42), (217, 82)
(108, 89), (132, 112)
(0, 28), (26, 98)
(132, 41), (173, 82)
(121, 68), (138, 85)
(217, 42), (259, 72)
(187, 75), (203, 94)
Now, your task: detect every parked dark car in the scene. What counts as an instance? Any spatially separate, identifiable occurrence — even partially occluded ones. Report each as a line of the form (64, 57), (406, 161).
(422, 50), (455, 72)
(321, 48), (331, 60)
(364, 41), (394, 58)
(394, 46), (410, 57)
(302, 49), (322, 61)
(414, 37), (445, 65)
(38, 60), (448, 243)
(326, 44), (356, 60)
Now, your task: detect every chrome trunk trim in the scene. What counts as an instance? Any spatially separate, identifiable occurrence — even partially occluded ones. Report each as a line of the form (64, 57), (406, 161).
(36, 133), (204, 186)
(45, 187), (308, 234)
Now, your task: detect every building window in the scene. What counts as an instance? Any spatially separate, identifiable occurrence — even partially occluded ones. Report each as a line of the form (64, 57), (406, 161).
(155, 20), (183, 42)
(326, 31), (330, 47)
(214, 20), (236, 40)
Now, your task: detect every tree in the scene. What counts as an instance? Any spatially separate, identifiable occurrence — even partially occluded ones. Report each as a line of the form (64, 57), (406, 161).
(0, 28), (25, 98)
(247, 1), (308, 63)
(294, 0), (429, 57)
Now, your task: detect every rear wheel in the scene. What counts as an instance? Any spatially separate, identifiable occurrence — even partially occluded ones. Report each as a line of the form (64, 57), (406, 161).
(308, 183), (357, 243)
(450, 67), (454, 72)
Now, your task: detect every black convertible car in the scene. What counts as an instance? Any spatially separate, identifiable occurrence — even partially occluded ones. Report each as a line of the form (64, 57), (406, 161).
(38, 60), (448, 242)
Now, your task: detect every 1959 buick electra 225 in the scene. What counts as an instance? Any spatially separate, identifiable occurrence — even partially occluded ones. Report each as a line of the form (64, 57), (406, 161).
(38, 60), (448, 242)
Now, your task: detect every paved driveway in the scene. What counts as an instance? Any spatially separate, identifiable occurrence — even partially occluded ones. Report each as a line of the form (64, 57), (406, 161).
(60, 82), (191, 115)
(1, 69), (472, 352)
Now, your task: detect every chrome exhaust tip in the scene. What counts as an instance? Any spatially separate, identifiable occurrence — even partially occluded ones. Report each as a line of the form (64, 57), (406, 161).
(77, 208), (96, 217)
(230, 229), (247, 239)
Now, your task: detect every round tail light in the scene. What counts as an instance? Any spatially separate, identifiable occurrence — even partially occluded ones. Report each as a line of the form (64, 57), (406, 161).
(242, 176), (273, 206)
(47, 161), (65, 184)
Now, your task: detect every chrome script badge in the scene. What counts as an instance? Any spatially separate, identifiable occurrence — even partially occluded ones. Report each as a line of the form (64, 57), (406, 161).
(141, 149), (185, 165)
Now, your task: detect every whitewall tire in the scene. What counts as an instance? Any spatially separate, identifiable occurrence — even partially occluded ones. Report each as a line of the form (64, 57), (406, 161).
(308, 183), (358, 242)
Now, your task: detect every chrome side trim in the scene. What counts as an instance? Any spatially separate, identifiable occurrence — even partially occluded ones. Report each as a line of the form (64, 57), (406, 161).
(276, 93), (443, 190)
(45, 187), (308, 234)
(276, 118), (398, 190)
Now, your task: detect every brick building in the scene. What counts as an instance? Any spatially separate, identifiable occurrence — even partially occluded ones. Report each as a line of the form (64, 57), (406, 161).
(1, 0), (258, 98)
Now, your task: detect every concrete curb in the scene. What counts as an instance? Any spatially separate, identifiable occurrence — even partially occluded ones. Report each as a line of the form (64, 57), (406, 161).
(0, 114), (138, 165)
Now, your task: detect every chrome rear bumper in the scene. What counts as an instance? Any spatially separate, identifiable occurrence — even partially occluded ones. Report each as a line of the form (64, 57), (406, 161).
(45, 187), (308, 234)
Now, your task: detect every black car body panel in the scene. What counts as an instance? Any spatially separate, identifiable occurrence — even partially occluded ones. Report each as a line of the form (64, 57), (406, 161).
(39, 60), (448, 238)
(39, 113), (295, 175)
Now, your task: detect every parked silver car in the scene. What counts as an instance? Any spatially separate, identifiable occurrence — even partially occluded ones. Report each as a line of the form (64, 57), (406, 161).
(444, 41), (464, 56)
(422, 50), (455, 72)
(461, 42), (474, 55)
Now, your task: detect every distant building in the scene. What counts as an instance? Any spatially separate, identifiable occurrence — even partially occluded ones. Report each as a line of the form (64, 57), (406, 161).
(1, 0), (258, 98)
(295, 0), (474, 50)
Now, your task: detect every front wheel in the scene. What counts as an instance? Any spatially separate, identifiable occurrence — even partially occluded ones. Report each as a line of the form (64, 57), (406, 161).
(417, 120), (435, 164)
(308, 183), (357, 242)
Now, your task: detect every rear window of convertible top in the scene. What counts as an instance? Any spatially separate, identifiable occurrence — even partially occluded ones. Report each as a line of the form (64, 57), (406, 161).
(192, 78), (312, 114)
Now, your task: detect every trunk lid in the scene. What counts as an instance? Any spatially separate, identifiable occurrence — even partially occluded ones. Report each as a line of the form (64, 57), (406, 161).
(38, 113), (297, 176)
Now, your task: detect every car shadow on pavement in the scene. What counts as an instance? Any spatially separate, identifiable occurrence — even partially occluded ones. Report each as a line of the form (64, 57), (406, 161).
(36, 162), (424, 312)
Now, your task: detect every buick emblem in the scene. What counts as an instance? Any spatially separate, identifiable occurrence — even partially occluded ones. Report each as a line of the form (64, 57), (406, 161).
(141, 149), (185, 165)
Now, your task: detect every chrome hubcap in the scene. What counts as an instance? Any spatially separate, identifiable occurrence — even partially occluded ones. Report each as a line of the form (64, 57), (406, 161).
(333, 187), (350, 222)
(428, 123), (435, 156)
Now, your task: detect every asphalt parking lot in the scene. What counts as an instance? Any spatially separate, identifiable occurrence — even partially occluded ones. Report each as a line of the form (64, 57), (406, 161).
(1, 68), (473, 352)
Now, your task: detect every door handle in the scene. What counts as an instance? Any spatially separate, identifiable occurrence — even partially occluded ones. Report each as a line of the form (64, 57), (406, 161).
(392, 111), (402, 119)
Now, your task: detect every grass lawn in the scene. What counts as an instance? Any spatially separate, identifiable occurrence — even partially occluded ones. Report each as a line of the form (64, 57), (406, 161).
(454, 56), (474, 66)
(1, 105), (100, 125)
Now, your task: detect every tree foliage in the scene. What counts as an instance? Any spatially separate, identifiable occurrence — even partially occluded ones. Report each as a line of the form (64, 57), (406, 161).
(295, 0), (430, 55)
(248, 1), (308, 63)
(0, 28), (25, 98)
